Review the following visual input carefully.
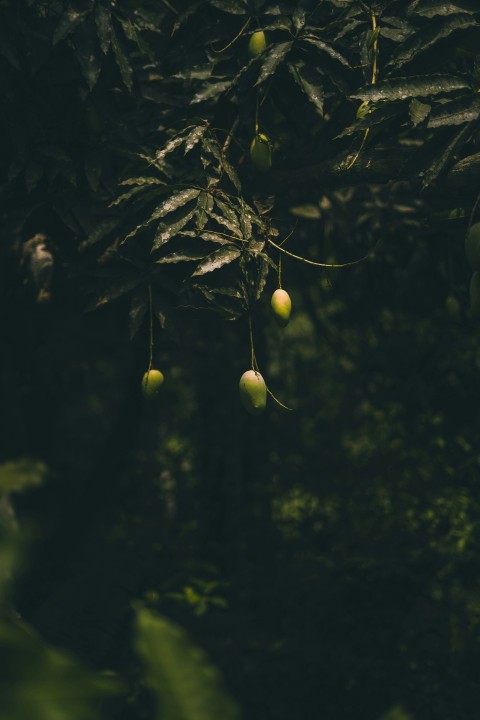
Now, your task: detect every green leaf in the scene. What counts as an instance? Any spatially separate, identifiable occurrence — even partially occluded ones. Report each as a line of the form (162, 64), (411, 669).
(153, 189), (201, 222)
(0, 460), (47, 494)
(87, 276), (141, 310)
(153, 208), (197, 249)
(157, 250), (208, 264)
(209, 0), (247, 15)
(134, 609), (240, 720)
(303, 35), (350, 67)
(184, 125), (208, 154)
(74, 24), (102, 90)
(289, 63), (324, 116)
(255, 42), (293, 86)
(121, 177), (167, 188)
(53, 8), (88, 44)
(352, 74), (470, 102)
(191, 80), (233, 104)
(200, 231), (237, 245)
(192, 247), (241, 276)
(79, 218), (120, 251)
(195, 192), (214, 230)
(156, 131), (197, 163)
(409, 98), (432, 126)
(95, 4), (112, 54)
(421, 122), (472, 187)
(386, 14), (478, 69)
(409, 1), (477, 18)
(427, 93), (480, 127)
(111, 25), (133, 91)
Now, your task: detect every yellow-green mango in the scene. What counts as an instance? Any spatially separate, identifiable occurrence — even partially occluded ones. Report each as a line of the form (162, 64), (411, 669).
(271, 288), (292, 327)
(142, 369), (164, 397)
(250, 133), (272, 172)
(239, 370), (267, 415)
(248, 30), (267, 58)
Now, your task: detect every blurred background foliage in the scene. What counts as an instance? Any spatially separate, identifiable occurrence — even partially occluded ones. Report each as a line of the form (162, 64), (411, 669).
(2, 1), (480, 719)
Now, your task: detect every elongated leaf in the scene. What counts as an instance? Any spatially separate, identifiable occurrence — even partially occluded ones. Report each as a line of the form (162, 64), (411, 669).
(195, 192), (214, 230)
(111, 25), (133, 91)
(153, 189), (201, 220)
(255, 42), (293, 85)
(289, 63), (324, 116)
(95, 4), (112, 54)
(200, 231), (237, 245)
(192, 247), (241, 276)
(87, 276), (141, 310)
(79, 218), (120, 251)
(156, 250), (208, 264)
(387, 14), (477, 69)
(184, 125), (207, 153)
(135, 609), (240, 720)
(409, 1), (477, 18)
(120, 176), (166, 188)
(303, 35), (350, 67)
(153, 208), (197, 249)
(156, 134), (191, 164)
(422, 122), (472, 187)
(206, 211), (242, 238)
(427, 93), (480, 127)
(191, 80), (233, 104)
(74, 25), (102, 90)
(352, 74), (470, 102)
(213, 198), (242, 232)
(53, 8), (88, 44)
(209, 0), (246, 15)
(111, 185), (159, 207)
(409, 98), (432, 126)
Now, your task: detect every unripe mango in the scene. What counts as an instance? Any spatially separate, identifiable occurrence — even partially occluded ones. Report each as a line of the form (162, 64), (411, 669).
(271, 288), (292, 327)
(142, 369), (164, 397)
(470, 273), (480, 318)
(465, 223), (480, 271)
(248, 30), (267, 58)
(250, 133), (272, 172)
(239, 370), (267, 415)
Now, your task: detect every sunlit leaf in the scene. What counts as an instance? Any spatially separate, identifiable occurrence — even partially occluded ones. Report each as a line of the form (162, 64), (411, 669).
(0, 460), (47, 494)
(427, 93), (480, 127)
(352, 74), (470, 102)
(135, 609), (240, 720)
(192, 247), (241, 276)
(255, 42), (293, 85)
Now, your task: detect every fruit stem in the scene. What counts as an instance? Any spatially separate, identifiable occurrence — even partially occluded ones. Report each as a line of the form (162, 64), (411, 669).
(248, 314), (257, 370)
(266, 385), (293, 411)
(268, 236), (379, 268)
(148, 283), (154, 373)
(345, 10), (378, 170)
(212, 17), (251, 53)
(278, 254), (282, 289)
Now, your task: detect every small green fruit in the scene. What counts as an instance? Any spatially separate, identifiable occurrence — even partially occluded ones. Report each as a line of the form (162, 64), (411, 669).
(248, 30), (267, 58)
(142, 369), (164, 397)
(239, 370), (267, 415)
(465, 223), (480, 271)
(271, 288), (292, 327)
(470, 272), (480, 318)
(250, 133), (272, 172)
